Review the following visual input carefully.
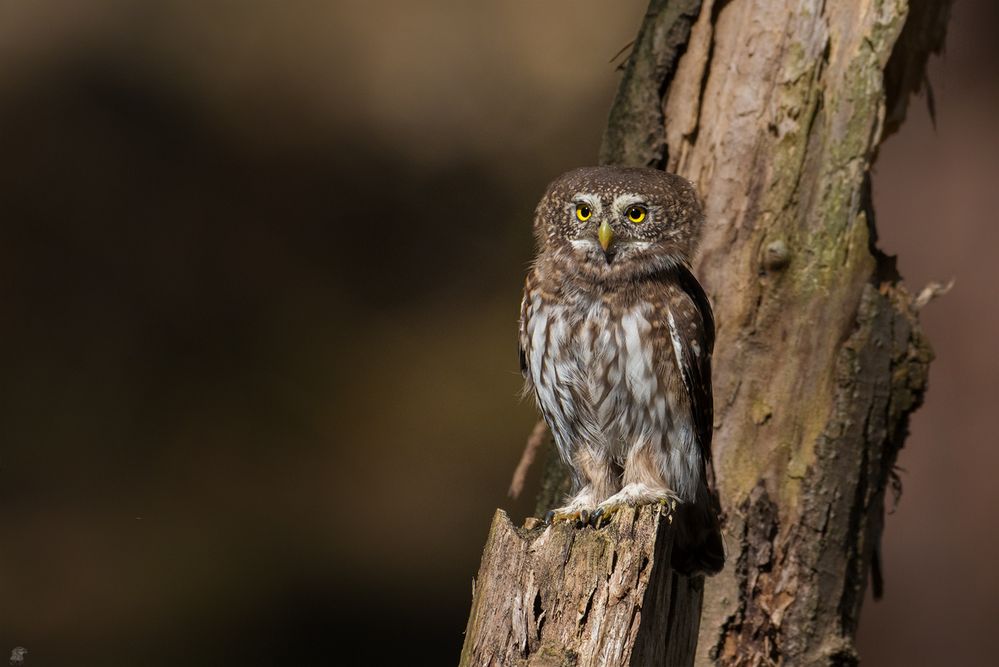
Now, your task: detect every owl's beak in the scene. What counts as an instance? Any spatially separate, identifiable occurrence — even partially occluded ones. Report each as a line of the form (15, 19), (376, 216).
(597, 220), (614, 252)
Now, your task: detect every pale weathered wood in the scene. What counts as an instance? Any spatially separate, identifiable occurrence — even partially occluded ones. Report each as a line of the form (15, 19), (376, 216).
(460, 507), (702, 667)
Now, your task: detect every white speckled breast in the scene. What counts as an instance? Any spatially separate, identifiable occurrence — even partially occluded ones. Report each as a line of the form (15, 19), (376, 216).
(524, 291), (699, 500)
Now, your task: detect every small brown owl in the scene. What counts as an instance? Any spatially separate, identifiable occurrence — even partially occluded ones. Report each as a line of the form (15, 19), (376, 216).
(519, 166), (723, 575)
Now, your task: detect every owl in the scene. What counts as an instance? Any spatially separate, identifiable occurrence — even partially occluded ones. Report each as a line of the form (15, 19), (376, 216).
(519, 166), (723, 575)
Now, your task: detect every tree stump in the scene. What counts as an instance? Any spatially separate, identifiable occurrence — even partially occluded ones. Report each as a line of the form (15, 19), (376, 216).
(460, 507), (702, 667)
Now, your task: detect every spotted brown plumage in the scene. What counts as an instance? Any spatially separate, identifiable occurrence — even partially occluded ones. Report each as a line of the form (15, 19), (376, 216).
(519, 166), (724, 575)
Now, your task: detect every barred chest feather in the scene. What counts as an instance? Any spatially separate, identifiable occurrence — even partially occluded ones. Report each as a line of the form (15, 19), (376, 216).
(525, 290), (697, 498)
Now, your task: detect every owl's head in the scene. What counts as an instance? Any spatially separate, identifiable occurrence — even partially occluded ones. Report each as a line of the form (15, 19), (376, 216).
(534, 166), (704, 282)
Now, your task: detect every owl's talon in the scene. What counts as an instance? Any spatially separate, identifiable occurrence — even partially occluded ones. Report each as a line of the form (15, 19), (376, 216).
(592, 485), (682, 528)
(655, 497), (679, 522)
(592, 504), (627, 528)
(656, 497), (679, 513)
(545, 508), (593, 526)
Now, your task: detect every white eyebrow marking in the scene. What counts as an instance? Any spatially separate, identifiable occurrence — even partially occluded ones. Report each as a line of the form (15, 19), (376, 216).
(612, 193), (645, 212)
(570, 193), (601, 208)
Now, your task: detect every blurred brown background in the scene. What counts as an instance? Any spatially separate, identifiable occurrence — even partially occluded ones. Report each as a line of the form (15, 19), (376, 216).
(0, 2), (995, 666)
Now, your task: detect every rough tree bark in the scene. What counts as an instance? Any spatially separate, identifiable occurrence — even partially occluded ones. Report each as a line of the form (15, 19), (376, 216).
(463, 1), (949, 664)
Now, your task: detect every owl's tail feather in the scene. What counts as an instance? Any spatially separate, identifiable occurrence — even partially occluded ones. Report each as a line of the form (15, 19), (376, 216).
(670, 500), (725, 577)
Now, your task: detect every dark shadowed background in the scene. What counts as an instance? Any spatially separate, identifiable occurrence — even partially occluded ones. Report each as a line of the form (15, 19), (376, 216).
(0, 2), (995, 666)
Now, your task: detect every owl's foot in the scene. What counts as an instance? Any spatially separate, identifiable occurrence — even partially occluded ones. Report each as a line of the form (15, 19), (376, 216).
(590, 484), (680, 528)
(543, 507), (592, 527)
(543, 495), (597, 528)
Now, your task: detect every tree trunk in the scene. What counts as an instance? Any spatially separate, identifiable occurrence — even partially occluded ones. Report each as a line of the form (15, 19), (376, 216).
(600, 0), (948, 663)
(464, 0), (949, 664)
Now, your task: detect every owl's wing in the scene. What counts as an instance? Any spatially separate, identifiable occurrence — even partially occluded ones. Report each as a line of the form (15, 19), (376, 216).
(518, 271), (537, 387)
(663, 265), (715, 459)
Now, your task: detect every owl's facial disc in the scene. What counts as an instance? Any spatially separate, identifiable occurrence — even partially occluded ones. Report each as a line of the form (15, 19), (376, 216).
(540, 167), (702, 281)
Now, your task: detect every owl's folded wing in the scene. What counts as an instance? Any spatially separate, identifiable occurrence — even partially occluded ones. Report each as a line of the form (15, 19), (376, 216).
(664, 265), (716, 460)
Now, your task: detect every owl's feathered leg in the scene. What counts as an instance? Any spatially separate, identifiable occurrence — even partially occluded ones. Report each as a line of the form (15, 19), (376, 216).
(591, 443), (680, 526)
(545, 447), (619, 525)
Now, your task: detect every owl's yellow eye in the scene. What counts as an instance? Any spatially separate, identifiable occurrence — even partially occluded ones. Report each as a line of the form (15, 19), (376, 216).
(627, 206), (647, 224)
(575, 204), (592, 222)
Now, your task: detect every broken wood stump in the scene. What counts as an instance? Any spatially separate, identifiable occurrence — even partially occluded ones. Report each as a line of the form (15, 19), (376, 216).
(460, 506), (702, 667)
